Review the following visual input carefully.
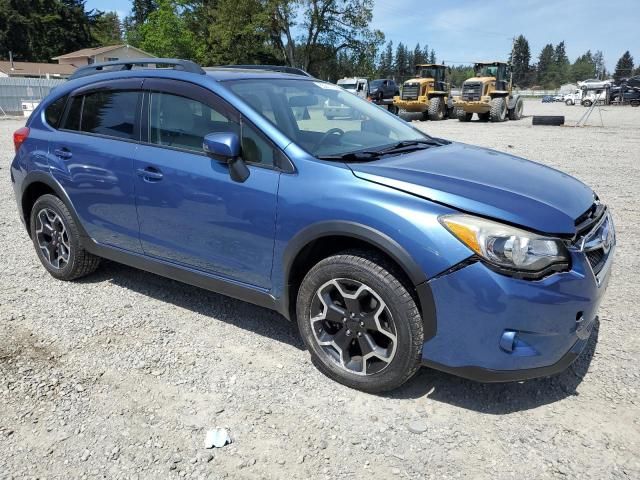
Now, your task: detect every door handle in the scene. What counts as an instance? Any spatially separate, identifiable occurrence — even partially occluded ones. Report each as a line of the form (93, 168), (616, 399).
(53, 147), (72, 159)
(137, 167), (164, 181)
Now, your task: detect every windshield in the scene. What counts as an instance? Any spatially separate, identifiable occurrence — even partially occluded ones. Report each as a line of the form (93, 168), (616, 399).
(416, 68), (439, 79)
(370, 80), (383, 88)
(338, 82), (356, 90)
(475, 65), (498, 77)
(225, 78), (429, 158)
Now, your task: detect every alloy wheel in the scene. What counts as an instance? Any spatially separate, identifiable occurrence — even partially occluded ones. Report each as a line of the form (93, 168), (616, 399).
(309, 278), (397, 376)
(35, 208), (71, 269)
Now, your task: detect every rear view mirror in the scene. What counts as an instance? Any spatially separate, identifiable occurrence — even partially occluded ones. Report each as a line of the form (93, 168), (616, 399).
(203, 132), (249, 183)
(289, 95), (317, 107)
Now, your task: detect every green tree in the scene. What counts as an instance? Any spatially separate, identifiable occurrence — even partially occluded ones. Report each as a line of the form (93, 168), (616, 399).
(268, 0), (383, 74)
(0, 0), (97, 62)
(394, 42), (408, 81)
(593, 50), (606, 79)
(413, 43), (424, 66)
(510, 34), (530, 87)
(570, 50), (596, 83)
(449, 65), (474, 87)
(137, 0), (196, 59)
(537, 44), (555, 88)
(202, 0), (278, 65)
(378, 41), (393, 78)
(91, 11), (122, 45)
(132, 0), (157, 24)
(552, 41), (570, 85)
(614, 50), (634, 82)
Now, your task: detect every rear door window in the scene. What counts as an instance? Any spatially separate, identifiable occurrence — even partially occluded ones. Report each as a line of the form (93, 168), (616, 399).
(81, 90), (141, 140)
(63, 96), (83, 131)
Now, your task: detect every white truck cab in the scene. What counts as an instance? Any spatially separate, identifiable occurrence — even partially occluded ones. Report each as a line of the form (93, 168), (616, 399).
(337, 77), (369, 99)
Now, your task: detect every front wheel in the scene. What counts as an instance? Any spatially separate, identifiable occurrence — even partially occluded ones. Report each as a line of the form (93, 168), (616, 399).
(490, 97), (507, 122)
(565, 99), (574, 106)
(428, 97), (445, 120)
(296, 250), (424, 393)
(457, 108), (473, 122)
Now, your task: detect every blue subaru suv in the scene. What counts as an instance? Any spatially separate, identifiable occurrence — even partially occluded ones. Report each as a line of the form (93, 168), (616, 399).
(10, 59), (615, 392)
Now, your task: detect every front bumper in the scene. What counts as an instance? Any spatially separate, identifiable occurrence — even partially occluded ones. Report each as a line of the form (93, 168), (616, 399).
(452, 96), (491, 113)
(393, 96), (428, 112)
(421, 245), (613, 382)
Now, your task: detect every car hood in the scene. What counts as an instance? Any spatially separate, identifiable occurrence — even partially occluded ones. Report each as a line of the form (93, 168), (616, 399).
(349, 142), (594, 236)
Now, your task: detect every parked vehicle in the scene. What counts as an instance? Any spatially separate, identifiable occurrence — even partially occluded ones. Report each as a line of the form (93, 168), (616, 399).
(541, 95), (555, 103)
(564, 89), (583, 105)
(11, 58), (615, 392)
(610, 85), (640, 106)
(452, 61), (524, 122)
(368, 78), (400, 114)
(337, 77), (369, 98)
(581, 89), (607, 107)
(553, 94), (565, 102)
(393, 64), (454, 121)
(577, 78), (613, 89)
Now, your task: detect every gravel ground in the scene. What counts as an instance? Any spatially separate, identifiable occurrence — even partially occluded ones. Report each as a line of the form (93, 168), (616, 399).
(1, 99), (639, 479)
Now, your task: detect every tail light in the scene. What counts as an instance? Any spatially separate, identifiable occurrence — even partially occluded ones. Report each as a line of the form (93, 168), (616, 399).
(13, 127), (30, 153)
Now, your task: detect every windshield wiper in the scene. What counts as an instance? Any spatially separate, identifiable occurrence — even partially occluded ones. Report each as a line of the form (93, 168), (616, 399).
(316, 151), (383, 162)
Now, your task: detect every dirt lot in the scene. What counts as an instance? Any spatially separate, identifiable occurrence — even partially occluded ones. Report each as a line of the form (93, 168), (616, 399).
(1, 100), (639, 479)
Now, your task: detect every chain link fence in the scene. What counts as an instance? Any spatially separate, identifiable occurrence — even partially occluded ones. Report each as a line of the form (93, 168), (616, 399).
(0, 77), (66, 116)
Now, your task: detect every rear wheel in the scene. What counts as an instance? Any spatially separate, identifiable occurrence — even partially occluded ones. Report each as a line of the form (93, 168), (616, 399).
(457, 108), (472, 122)
(582, 100), (593, 107)
(428, 97), (444, 121)
(478, 112), (490, 122)
(508, 97), (524, 120)
(29, 194), (100, 280)
(489, 97), (507, 122)
(296, 250), (423, 393)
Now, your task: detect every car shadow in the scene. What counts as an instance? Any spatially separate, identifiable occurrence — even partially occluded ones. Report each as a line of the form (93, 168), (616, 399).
(387, 319), (600, 414)
(79, 261), (598, 413)
(77, 260), (305, 351)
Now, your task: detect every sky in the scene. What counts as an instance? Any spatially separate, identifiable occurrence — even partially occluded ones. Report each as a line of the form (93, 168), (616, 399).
(86, 0), (639, 71)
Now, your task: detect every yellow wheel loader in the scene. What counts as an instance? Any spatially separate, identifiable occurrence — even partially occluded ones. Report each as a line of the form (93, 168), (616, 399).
(453, 62), (524, 122)
(393, 64), (454, 121)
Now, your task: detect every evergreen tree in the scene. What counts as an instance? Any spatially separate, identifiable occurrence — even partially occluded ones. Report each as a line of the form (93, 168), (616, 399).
(570, 50), (596, 83)
(379, 41), (393, 78)
(394, 42), (408, 81)
(593, 50), (606, 79)
(510, 34), (530, 87)
(132, 0), (158, 25)
(413, 43), (424, 66)
(429, 48), (436, 64)
(553, 41), (570, 85)
(537, 44), (555, 88)
(91, 11), (122, 45)
(614, 51), (634, 82)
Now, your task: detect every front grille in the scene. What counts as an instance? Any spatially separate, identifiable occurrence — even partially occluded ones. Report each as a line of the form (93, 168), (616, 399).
(575, 201), (605, 237)
(402, 83), (420, 100)
(586, 248), (606, 275)
(462, 82), (482, 101)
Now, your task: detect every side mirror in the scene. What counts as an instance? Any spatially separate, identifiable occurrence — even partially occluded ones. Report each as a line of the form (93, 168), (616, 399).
(203, 132), (249, 183)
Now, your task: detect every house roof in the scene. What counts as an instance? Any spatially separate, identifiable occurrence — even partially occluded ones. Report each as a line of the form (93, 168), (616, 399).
(52, 45), (152, 60)
(0, 61), (75, 77)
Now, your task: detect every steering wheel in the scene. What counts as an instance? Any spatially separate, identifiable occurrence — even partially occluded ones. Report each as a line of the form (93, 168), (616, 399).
(313, 128), (345, 151)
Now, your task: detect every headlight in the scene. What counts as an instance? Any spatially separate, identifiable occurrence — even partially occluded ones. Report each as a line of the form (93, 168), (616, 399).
(439, 214), (569, 275)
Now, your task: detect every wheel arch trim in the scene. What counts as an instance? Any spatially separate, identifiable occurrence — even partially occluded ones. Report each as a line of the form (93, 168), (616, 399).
(281, 221), (437, 340)
(21, 171), (90, 240)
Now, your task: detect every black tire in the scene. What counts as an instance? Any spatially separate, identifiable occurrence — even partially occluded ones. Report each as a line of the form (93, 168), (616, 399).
(29, 194), (100, 281)
(457, 108), (472, 122)
(428, 97), (444, 121)
(631, 100), (640, 107)
(478, 112), (490, 122)
(565, 99), (574, 106)
(532, 115), (565, 126)
(489, 97), (507, 122)
(420, 109), (429, 121)
(296, 250), (423, 393)
(582, 100), (593, 107)
(508, 98), (524, 120)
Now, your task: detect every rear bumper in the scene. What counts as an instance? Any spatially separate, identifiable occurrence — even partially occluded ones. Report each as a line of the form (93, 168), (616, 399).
(421, 246), (613, 382)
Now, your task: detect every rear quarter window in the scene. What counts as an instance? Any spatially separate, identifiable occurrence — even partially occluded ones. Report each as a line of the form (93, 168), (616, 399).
(44, 96), (67, 128)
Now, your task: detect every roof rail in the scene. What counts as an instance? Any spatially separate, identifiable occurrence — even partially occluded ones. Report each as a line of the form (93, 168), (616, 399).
(210, 65), (313, 77)
(69, 58), (205, 80)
